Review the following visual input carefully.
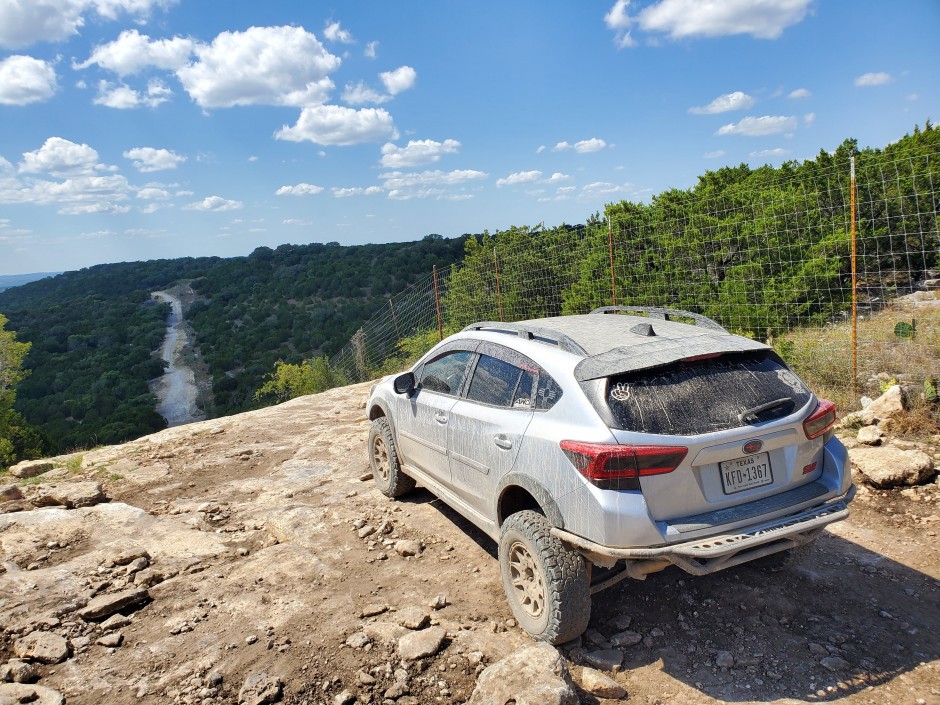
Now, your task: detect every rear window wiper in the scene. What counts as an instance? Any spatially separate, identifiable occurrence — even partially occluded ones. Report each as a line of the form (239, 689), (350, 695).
(738, 397), (794, 425)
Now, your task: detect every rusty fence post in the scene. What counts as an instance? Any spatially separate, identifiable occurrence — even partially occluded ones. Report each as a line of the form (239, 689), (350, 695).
(850, 156), (858, 399)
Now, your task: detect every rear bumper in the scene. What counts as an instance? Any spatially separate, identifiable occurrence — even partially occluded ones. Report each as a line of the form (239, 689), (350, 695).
(553, 484), (855, 576)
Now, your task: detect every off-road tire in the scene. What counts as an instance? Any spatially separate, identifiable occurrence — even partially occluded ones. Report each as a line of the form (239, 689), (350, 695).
(369, 417), (416, 498)
(498, 510), (591, 644)
(753, 538), (817, 572)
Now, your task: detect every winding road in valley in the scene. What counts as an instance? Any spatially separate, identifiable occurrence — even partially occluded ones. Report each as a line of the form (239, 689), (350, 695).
(151, 290), (205, 427)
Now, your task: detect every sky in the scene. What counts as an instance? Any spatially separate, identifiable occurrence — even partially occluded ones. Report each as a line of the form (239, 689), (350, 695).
(0, 1), (938, 276)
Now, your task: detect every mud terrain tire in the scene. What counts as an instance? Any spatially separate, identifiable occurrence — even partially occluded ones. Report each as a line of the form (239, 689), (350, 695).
(369, 417), (416, 498)
(498, 510), (591, 644)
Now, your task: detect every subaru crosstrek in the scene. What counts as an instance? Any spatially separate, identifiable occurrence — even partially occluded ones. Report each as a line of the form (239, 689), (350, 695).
(365, 307), (854, 644)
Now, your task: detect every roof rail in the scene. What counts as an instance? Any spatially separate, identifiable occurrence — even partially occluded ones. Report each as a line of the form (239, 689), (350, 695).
(590, 306), (726, 332)
(461, 321), (587, 355)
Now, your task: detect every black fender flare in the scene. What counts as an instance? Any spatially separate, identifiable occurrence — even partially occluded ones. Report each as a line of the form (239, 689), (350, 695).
(496, 472), (565, 530)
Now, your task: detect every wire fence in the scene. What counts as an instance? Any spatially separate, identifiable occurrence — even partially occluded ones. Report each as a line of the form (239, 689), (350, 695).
(330, 142), (940, 406)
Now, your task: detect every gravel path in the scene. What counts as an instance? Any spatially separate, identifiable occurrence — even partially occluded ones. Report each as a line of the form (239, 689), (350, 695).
(151, 291), (205, 427)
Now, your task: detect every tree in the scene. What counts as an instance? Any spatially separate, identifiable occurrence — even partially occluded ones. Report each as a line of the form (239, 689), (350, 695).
(1, 313), (32, 467)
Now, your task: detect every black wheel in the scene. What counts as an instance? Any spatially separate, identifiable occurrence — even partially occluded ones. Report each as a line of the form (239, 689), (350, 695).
(498, 510), (591, 644)
(369, 417), (416, 498)
(753, 538), (817, 572)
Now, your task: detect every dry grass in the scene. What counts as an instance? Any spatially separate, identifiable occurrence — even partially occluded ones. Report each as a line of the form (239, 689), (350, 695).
(780, 296), (940, 438)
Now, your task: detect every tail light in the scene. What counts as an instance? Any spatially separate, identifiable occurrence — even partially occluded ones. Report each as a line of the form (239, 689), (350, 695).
(560, 440), (688, 490)
(803, 399), (836, 439)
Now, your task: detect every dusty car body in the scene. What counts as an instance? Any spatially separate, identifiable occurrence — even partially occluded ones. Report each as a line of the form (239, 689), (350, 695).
(365, 307), (854, 643)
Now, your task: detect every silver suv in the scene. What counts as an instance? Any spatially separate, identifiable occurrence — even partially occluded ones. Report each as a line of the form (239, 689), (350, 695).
(365, 307), (854, 644)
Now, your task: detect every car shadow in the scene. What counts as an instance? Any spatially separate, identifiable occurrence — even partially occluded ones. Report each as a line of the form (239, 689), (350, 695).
(586, 529), (939, 702)
(406, 495), (938, 702)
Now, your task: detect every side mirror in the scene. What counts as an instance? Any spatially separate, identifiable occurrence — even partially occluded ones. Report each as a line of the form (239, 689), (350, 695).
(393, 372), (416, 396)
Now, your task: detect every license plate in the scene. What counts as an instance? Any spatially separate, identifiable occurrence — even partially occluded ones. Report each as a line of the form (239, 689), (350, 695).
(720, 452), (773, 494)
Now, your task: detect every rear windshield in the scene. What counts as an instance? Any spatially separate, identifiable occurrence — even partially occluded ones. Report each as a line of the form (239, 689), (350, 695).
(605, 352), (811, 436)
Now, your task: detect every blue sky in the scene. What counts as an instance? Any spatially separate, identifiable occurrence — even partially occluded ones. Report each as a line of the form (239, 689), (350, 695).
(0, 0), (937, 275)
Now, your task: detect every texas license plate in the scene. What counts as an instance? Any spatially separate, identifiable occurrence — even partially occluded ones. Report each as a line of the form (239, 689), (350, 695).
(720, 452), (773, 494)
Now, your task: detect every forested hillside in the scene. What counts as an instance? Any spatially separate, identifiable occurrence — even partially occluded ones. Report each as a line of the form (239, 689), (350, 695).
(0, 236), (467, 456)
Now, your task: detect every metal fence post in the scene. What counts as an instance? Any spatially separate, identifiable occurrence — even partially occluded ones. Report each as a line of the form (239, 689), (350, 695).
(608, 215), (618, 306)
(850, 156), (858, 399)
(494, 246), (504, 321)
(433, 265), (443, 341)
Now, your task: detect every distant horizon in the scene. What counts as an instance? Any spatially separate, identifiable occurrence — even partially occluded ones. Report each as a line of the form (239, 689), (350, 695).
(1, 0), (937, 275)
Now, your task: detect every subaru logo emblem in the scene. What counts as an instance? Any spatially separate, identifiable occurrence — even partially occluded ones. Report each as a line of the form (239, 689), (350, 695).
(743, 439), (763, 454)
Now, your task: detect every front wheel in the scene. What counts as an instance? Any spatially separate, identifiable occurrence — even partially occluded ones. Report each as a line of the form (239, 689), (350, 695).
(369, 417), (415, 498)
(498, 510), (591, 644)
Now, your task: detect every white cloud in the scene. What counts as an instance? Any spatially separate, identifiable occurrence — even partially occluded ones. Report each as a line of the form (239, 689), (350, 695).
(0, 0), (177, 50)
(275, 183), (324, 196)
(804, 112), (815, 125)
(365, 41), (378, 58)
(581, 181), (630, 198)
(788, 87), (811, 99)
(331, 186), (383, 197)
(535, 145), (546, 154)
(136, 186), (171, 199)
(380, 169), (487, 200)
(716, 115), (797, 136)
(177, 26), (339, 108)
(93, 78), (169, 108)
(0, 55), (57, 105)
(854, 72), (893, 87)
(123, 147), (185, 172)
(74, 29), (193, 75)
(19, 137), (105, 176)
(553, 138), (608, 153)
(379, 66), (416, 95)
(183, 195), (243, 212)
(283, 218), (312, 225)
(323, 21), (353, 44)
(496, 170), (542, 187)
(750, 148), (789, 158)
(689, 91), (754, 115)
(380, 139), (460, 168)
(704, 149), (726, 158)
(547, 172), (570, 182)
(275, 105), (397, 146)
(604, 0), (636, 48)
(630, 0), (811, 41)
(342, 81), (389, 105)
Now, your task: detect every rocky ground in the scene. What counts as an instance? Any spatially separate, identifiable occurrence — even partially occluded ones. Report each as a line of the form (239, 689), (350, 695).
(1, 382), (938, 705)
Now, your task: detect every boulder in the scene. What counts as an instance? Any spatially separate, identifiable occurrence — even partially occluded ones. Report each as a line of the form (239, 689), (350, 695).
(0, 684), (65, 705)
(843, 385), (907, 427)
(467, 642), (578, 705)
(0, 485), (23, 502)
(76, 587), (150, 620)
(583, 648), (624, 671)
(8, 461), (54, 479)
(857, 426), (883, 446)
(31, 482), (107, 509)
(398, 626), (446, 661)
(851, 446), (935, 488)
(13, 631), (70, 664)
(0, 659), (38, 683)
(580, 667), (626, 699)
(238, 672), (282, 705)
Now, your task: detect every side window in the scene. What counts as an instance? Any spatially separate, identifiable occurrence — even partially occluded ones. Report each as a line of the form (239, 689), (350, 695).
(466, 354), (534, 409)
(535, 373), (563, 410)
(418, 350), (473, 396)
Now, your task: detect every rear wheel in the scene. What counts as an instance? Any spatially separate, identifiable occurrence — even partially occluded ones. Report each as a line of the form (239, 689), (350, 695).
(369, 417), (415, 498)
(498, 510), (591, 644)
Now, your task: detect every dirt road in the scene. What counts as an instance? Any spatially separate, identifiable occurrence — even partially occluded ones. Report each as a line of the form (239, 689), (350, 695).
(151, 290), (205, 427)
(1, 383), (938, 704)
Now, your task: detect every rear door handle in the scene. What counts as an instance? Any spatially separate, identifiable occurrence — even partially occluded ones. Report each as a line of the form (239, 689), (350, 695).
(434, 413), (448, 424)
(494, 435), (512, 450)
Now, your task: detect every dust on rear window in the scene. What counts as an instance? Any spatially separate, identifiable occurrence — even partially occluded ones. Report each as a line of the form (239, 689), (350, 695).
(605, 352), (811, 435)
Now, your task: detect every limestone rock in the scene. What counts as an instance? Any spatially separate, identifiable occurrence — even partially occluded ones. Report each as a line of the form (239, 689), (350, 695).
(467, 642), (578, 705)
(0, 659), (38, 683)
(13, 631), (70, 664)
(580, 667), (626, 699)
(31, 481), (106, 509)
(0, 684), (65, 705)
(398, 626), (446, 660)
(843, 385), (907, 427)
(238, 672), (283, 705)
(583, 649), (623, 671)
(396, 605), (430, 630)
(8, 460), (54, 479)
(851, 446), (935, 488)
(394, 539), (423, 557)
(0, 485), (23, 502)
(857, 426), (883, 445)
(76, 587), (150, 620)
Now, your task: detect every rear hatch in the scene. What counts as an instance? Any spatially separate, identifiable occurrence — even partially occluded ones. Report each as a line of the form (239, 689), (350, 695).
(602, 351), (829, 528)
